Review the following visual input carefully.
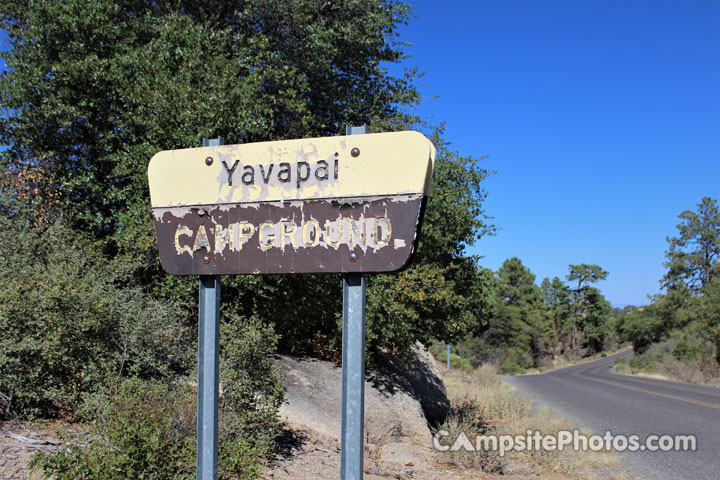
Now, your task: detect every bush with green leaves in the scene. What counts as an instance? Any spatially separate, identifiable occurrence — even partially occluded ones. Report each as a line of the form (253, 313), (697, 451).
(616, 329), (719, 384)
(30, 315), (283, 479)
(31, 379), (197, 480)
(219, 314), (285, 465)
(0, 193), (192, 419)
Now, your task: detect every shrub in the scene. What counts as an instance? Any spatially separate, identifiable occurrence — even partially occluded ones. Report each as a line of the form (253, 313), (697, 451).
(613, 357), (630, 374)
(30, 379), (197, 480)
(219, 314), (285, 464)
(30, 316), (284, 480)
(473, 363), (501, 389)
(498, 349), (533, 375)
(454, 336), (534, 374)
(0, 200), (191, 419)
(618, 329), (720, 384)
(671, 331), (715, 362)
(437, 396), (504, 473)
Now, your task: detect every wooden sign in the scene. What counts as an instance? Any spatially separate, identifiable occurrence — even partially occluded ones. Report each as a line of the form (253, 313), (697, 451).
(147, 131), (435, 275)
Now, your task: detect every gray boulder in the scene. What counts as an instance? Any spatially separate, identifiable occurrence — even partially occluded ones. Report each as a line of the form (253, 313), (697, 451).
(276, 343), (450, 467)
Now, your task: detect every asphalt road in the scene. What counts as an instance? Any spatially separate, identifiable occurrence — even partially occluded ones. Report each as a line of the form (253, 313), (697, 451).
(502, 350), (720, 480)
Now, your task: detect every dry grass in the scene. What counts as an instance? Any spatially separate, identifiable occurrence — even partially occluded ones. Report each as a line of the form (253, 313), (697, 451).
(435, 361), (628, 479)
(614, 355), (720, 387)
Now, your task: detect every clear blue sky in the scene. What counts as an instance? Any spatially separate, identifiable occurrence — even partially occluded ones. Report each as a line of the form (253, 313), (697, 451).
(396, 0), (719, 307)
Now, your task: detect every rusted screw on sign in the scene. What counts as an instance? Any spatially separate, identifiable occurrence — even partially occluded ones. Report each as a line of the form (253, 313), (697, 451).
(351, 147), (360, 157)
(349, 252), (358, 262)
(202, 255), (211, 264)
(205, 156), (213, 166)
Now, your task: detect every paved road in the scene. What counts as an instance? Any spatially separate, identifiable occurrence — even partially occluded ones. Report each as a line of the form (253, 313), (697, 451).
(503, 350), (720, 480)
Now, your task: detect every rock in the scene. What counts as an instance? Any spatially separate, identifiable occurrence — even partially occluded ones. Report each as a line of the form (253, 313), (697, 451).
(372, 341), (451, 427)
(276, 343), (449, 468)
(378, 441), (431, 468)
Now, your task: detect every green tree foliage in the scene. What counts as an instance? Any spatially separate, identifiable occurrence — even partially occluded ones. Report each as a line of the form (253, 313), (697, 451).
(540, 276), (572, 351)
(617, 279), (720, 359)
(581, 286), (611, 353)
(365, 131), (495, 360)
(459, 261), (613, 372)
(616, 288), (692, 353)
(485, 258), (549, 361)
(0, 189), (192, 418)
(366, 263), (493, 360)
(0, 1), (496, 475)
(700, 279), (720, 351)
(0, 0), (420, 255)
(541, 271), (611, 355)
(662, 197), (719, 293)
(567, 264), (609, 353)
(415, 129), (495, 264)
(0, 0), (494, 365)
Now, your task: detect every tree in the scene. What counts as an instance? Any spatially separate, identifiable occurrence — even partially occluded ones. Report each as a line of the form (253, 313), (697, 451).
(581, 287), (611, 353)
(662, 197), (720, 294)
(616, 289), (693, 353)
(415, 127), (495, 266)
(540, 276), (572, 354)
(0, 0), (496, 365)
(0, 0), (420, 259)
(617, 198), (720, 360)
(488, 258), (549, 356)
(567, 264), (608, 353)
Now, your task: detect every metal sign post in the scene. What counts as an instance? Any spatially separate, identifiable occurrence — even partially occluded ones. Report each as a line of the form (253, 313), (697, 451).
(340, 125), (368, 480)
(197, 137), (224, 480)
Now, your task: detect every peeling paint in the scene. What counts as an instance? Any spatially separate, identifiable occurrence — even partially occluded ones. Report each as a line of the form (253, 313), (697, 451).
(152, 194), (426, 275)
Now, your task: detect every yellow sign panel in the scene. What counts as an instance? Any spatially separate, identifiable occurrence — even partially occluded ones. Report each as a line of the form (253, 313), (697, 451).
(147, 131), (435, 208)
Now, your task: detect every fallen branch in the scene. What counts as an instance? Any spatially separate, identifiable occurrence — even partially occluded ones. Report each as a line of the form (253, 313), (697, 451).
(3, 431), (62, 446)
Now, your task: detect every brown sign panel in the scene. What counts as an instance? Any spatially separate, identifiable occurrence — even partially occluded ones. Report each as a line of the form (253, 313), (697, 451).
(153, 194), (425, 275)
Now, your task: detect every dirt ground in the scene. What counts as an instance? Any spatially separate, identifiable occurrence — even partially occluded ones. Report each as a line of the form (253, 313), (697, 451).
(0, 420), (73, 480)
(262, 427), (472, 480)
(260, 424), (621, 480)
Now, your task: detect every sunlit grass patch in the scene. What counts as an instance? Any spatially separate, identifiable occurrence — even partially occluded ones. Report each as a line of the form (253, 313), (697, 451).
(436, 360), (628, 480)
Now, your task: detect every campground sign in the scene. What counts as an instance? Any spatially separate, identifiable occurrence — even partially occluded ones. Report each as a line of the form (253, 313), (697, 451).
(148, 131), (435, 275)
(149, 129), (435, 480)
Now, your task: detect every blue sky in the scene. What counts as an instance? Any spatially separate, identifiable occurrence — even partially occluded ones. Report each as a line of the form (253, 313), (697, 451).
(396, 0), (719, 306)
